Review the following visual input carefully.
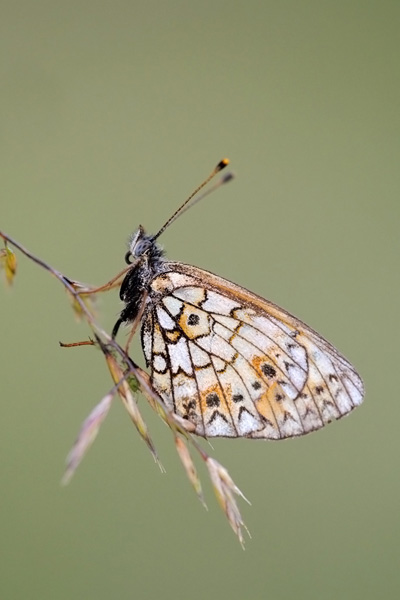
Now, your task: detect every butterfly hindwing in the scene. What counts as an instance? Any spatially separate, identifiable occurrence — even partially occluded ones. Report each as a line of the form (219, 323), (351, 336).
(141, 262), (364, 439)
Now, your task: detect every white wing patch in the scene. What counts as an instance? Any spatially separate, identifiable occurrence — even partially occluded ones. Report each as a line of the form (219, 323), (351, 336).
(162, 295), (183, 316)
(141, 269), (364, 439)
(168, 337), (193, 375)
(201, 290), (241, 315)
(156, 306), (175, 330)
(188, 341), (211, 367)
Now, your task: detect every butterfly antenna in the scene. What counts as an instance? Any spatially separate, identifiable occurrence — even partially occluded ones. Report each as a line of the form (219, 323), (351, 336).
(152, 158), (230, 241)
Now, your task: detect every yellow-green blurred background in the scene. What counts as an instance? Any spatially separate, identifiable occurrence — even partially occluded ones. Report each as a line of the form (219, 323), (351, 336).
(1, 2), (399, 599)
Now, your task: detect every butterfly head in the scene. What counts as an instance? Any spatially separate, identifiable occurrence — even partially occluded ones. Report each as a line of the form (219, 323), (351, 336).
(125, 225), (164, 266)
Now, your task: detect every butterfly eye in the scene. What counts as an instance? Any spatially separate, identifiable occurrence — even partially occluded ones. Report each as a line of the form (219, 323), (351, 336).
(124, 251), (133, 264)
(135, 239), (153, 256)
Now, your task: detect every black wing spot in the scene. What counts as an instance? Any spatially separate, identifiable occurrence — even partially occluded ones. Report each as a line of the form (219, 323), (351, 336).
(238, 406), (254, 421)
(183, 399), (197, 420)
(208, 410), (228, 424)
(187, 313), (200, 326)
(206, 393), (220, 408)
(275, 393), (284, 401)
(261, 363), (276, 378)
(252, 381), (262, 390)
(329, 374), (338, 382)
(233, 393), (244, 403)
(323, 399), (334, 409)
(315, 385), (324, 395)
(282, 411), (296, 423)
(184, 400), (196, 410)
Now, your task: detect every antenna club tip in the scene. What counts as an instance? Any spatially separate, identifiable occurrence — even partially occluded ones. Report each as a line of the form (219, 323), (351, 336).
(217, 158), (230, 171)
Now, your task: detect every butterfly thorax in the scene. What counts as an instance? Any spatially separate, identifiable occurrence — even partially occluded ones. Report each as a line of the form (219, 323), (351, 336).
(112, 226), (164, 338)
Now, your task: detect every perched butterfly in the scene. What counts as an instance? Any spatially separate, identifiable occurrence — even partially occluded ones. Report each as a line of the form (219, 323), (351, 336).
(112, 159), (364, 440)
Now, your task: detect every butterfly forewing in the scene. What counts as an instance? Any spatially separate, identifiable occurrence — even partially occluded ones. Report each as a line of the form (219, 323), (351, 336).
(141, 262), (364, 439)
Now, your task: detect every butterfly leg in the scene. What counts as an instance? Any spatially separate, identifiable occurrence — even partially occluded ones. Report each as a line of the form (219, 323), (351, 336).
(59, 339), (95, 348)
(77, 266), (131, 297)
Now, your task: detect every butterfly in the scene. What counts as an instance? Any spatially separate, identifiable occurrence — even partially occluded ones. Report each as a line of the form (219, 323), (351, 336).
(112, 159), (364, 440)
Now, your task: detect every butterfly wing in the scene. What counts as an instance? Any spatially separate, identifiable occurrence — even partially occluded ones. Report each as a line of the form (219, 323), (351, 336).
(141, 262), (364, 439)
